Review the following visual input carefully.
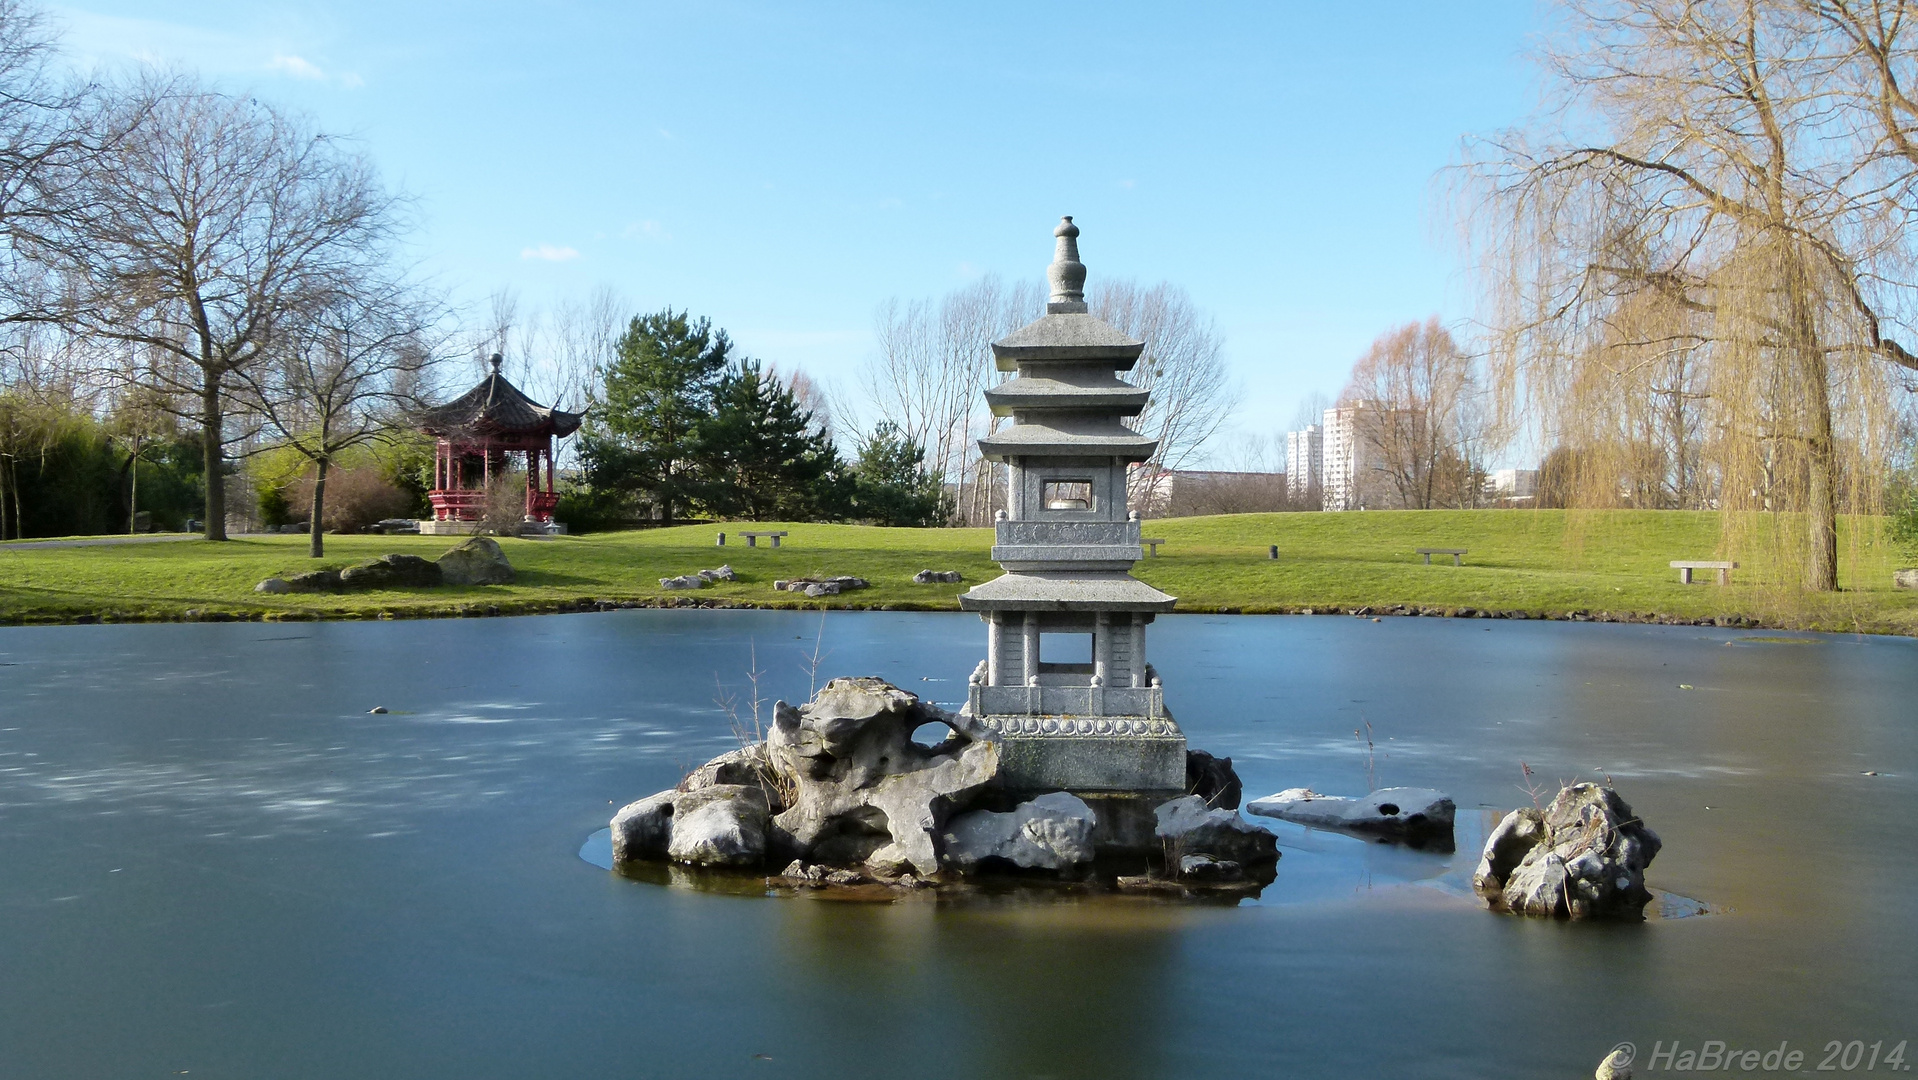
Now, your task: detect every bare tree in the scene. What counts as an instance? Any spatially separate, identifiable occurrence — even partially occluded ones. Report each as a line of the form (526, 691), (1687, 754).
(235, 280), (443, 557)
(864, 276), (1039, 524)
(1090, 279), (1239, 507)
(20, 76), (406, 541)
(0, 0), (101, 335)
(1464, 0), (1918, 590)
(1341, 318), (1483, 509)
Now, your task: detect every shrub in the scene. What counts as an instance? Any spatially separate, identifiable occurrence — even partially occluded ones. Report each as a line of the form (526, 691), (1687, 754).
(287, 466), (414, 532)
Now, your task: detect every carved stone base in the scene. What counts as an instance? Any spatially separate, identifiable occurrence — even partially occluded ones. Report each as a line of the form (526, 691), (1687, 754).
(973, 712), (1186, 792)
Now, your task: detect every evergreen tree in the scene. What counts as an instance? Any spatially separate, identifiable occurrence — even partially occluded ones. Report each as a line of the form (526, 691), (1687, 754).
(694, 360), (842, 521)
(581, 309), (731, 523)
(848, 421), (950, 527)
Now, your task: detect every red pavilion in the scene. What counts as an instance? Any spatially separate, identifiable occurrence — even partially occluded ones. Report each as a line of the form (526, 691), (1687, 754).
(416, 354), (582, 534)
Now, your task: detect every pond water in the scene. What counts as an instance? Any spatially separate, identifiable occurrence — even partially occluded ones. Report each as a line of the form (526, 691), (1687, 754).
(1, 611), (1912, 1079)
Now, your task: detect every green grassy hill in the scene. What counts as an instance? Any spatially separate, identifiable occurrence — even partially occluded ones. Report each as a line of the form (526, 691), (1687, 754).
(2, 510), (1912, 634)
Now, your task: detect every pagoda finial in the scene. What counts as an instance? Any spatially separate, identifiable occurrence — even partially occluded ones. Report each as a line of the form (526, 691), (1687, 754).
(489, 352), (503, 373)
(1047, 216), (1088, 314)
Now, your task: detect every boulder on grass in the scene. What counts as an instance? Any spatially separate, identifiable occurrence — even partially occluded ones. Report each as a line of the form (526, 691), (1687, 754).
(659, 575), (705, 590)
(941, 791), (1098, 874)
(1472, 782), (1661, 920)
(437, 536), (514, 585)
(697, 564), (737, 582)
(284, 569), (342, 593)
(254, 577), (292, 594)
(912, 569), (963, 584)
(339, 554), (441, 589)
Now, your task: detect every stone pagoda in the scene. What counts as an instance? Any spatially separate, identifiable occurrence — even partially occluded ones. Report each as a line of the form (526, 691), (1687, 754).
(960, 217), (1184, 798)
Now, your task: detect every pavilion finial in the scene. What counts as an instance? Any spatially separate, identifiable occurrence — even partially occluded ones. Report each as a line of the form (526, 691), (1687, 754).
(489, 352), (503, 373)
(1047, 216), (1088, 314)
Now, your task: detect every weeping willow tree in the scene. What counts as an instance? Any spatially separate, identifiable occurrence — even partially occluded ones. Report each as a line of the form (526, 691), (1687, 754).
(1467, 0), (1918, 592)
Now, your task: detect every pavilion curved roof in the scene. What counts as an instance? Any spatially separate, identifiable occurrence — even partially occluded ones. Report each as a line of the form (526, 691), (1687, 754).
(416, 356), (582, 439)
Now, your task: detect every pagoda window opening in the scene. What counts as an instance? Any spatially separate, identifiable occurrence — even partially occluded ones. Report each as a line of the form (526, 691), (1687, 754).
(1039, 631), (1095, 676)
(1042, 479), (1093, 511)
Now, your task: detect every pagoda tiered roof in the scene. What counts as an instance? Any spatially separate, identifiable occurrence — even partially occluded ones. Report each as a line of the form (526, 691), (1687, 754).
(417, 355), (583, 440)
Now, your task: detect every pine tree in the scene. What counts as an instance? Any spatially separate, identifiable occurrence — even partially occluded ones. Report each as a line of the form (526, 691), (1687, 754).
(849, 421), (949, 527)
(581, 309), (731, 523)
(694, 360), (841, 521)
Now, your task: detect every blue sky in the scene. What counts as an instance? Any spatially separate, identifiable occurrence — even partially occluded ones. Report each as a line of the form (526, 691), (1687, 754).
(52, 1), (1545, 457)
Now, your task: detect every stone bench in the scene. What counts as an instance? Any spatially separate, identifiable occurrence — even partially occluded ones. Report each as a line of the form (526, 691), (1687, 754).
(1141, 537), (1165, 556)
(718, 530), (788, 548)
(1671, 559), (1737, 585)
(1416, 547), (1468, 566)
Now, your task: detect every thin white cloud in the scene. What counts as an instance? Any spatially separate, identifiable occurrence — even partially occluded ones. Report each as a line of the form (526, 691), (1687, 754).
(520, 244), (580, 262)
(267, 53), (325, 80)
(55, 9), (363, 88)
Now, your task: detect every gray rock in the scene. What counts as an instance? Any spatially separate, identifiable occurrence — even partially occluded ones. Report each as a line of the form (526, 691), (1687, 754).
(697, 564), (737, 582)
(437, 536), (514, 585)
(609, 785), (770, 868)
(1895, 568), (1918, 590)
(1245, 786), (1454, 844)
(1473, 783), (1661, 919)
(940, 791), (1098, 874)
(254, 577), (292, 594)
(768, 676), (998, 877)
(775, 576), (869, 595)
(610, 791), (677, 862)
(682, 743), (775, 793)
(667, 785), (770, 867)
(1177, 853), (1244, 882)
(339, 554), (441, 590)
(1185, 749), (1242, 810)
(659, 574), (705, 589)
(913, 569), (963, 584)
(283, 569), (342, 593)
(1153, 795), (1279, 880)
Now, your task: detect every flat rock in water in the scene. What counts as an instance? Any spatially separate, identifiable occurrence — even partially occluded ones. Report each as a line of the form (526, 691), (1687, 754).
(1153, 795), (1279, 881)
(1246, 786), (1454, 844)
(941, 791), (1098, 874)
(437, 536), (514, 585)
(611, 785), (771, 868)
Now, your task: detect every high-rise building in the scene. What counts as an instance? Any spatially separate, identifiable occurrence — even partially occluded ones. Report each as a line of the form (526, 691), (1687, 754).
(1285, 424), (1322, 506)
(1320, 402), (1405, 511)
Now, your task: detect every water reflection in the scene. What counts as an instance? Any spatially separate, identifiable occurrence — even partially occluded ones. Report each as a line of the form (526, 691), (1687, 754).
(0, 612), (1911, 1079)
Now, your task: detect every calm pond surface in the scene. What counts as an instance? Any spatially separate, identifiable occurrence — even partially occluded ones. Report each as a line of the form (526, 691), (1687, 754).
(1, 610), (1913, 1079)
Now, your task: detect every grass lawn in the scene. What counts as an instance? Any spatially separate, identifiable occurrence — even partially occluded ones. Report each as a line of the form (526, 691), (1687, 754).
(1, 510), (1913, 635)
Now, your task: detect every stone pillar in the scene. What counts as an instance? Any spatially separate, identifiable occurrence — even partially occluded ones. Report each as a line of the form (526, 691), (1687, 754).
(987, 613), (1003, 685)
(1131, 613), (1145, 687)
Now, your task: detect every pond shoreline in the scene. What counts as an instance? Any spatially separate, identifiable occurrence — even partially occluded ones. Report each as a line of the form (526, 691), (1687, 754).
(0, 594), (1876, 634)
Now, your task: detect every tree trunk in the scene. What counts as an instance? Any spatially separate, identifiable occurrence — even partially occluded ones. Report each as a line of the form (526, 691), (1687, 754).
(1803, 352), (1840, 592)
(201, 371), (227, 541)
(309, 458), (328, 558)
(1785, 255), (1840, 593)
